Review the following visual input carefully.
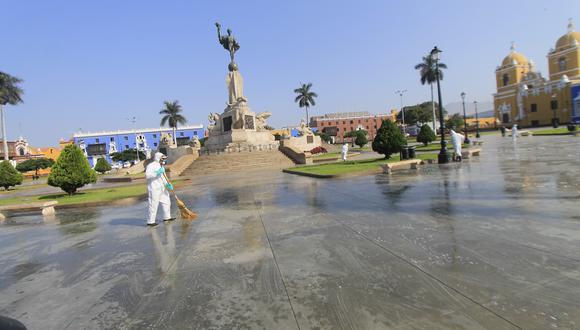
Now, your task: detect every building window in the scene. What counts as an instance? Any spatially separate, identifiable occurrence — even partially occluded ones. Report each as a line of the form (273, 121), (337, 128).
(154, 142), (158, 147)
(531, 104), (537, 112)
(337, 127), (340, 131)
(110, 137), (114, 142)
(350, 120), (353, 124)
(124, 136), (128, 141)
(342, 121), (345, 124)
(86, 143), (107, 156)
(559, 57), (567, 71)
(180, 132), (184, 137)
(193, 131), (198, 136)
(153, 134), (157, 138)
(125, 145), (129, 149)
(503, 74), (509, 86)
(358, 120), (361, 123)
(95, 138), (99, 143)
(551, 100), (558, 110)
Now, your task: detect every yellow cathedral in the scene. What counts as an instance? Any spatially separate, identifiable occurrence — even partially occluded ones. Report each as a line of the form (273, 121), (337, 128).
(494, 19), (580, 127)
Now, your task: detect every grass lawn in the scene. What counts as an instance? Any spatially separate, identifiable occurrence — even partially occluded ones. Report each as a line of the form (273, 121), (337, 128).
(533, 127), (571, 136)
(415, 143), (469, 152)
(289, 153), (438, 176)
(0, 183), (49, 194)
(0, 178), (188, 207)
(313, 152), (342, 160)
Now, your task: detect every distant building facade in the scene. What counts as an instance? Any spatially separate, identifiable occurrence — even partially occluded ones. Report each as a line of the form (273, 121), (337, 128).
(309, 111), (397, 143)
(0, 137), (36, 161)
(494, 20), (580, 127)
(73, 125), (204, 167)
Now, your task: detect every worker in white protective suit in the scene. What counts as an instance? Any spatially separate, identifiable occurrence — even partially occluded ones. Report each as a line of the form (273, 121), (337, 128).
(341, 143), (349, 161)
(145, 152), (174, 227)
(450, 129), (465, 162)
(511, 124), (519, 139)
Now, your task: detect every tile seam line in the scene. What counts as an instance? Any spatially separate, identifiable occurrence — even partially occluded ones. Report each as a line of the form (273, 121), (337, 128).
(253, 199), (301, 330)
(336, 219), (523, 330)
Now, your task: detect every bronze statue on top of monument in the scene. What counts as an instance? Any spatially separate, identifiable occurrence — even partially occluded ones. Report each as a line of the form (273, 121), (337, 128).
(204, 23), (277, 153)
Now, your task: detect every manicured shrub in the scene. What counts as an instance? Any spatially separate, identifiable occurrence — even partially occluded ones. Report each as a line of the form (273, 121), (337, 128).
(0, 161), (23, 190)
(354, 130), (368, 148)
(16, 158), (55, 177)
(48, 144), (97, 195)
(93, 157), (112, 174)
(416, 124), (437, 146)
(372, 120), (406, 159)
(567, 124), (576, 132)
(309, 146), (327, 154)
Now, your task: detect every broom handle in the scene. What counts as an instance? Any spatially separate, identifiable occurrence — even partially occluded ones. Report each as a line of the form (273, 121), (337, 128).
(161, 172), (178, 198)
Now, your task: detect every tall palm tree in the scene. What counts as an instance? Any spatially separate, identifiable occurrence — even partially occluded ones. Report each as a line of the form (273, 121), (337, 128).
(0, 72), (24, 160)
(159, 100), (187, 145)
(294, 83), (318, 126)
(415, 56), (447, 130)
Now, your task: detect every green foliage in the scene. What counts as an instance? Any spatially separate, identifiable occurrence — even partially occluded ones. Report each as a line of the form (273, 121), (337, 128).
(15, 158), (55, 175)
(0, 161), (23, 190)
(48, 145), (97, 195)
(159, 100), (187, 128)
(294, 82), (318, 125)
(372, 120), (406, 159)
(111, 149), (146, 163)
(198, 137), (205, 147)
(416, 124), (437, 146)
(93, 157), (112, 174)
(316, 131), (332, 143)
(446, 113), (464, 130)
(0, 71), (24, 106)
(397, 102), (446, 125)
(414, 55), (447, 86)
(354, 130), (368, 148)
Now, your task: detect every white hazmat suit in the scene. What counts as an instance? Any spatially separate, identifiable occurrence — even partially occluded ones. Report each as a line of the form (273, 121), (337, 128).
(450, 129), (465, 161)
(145, 152), (172, 225)
(341, 143), (349, 161)
(511, 124), (518, 139)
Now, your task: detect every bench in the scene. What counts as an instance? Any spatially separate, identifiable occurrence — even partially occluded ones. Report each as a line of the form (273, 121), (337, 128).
(461, 147), (481, 159)
(380, 159), (423, 174)
(0, 201), (58, 220)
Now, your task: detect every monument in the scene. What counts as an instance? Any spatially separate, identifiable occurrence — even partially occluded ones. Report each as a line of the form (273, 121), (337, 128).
(204, 23), (277, 152)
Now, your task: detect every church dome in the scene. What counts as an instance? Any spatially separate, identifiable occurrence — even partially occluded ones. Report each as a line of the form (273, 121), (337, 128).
(501, 43), (528, 67)
(555, 19), (580, 50)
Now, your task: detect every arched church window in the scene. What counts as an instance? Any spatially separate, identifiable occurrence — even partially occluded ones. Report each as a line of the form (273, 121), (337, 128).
(18, 148), (25, 156)
(502, 74), (509, 86)
(558, 57), (567, 71)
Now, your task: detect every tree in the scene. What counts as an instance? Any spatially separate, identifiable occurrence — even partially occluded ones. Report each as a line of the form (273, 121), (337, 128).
(294, 83), (318, 126)
(0, 161), (23, 190)
(0, 72), (24, 160)
(48, 145), (97, 195)
(93, 157), (112, 174)
(415, 56), (447, 129)
(343, 130), (358, 146)
(160, 100), (187, 145)
(111, 149), (146, 163)
(396, 102), (446, 125)
(355, 130), (368, 148)
(372, 120), (406, 159)
(416, 124), (436, 146)
(446, 114), (464, 130)
(15, 158), (54, 177)
(315, 131), (332, 143)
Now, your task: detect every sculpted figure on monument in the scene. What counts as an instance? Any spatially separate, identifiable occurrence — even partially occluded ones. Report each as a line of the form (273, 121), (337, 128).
(215, 22), (240, 71)
(297, 119), (314, 136)
(255, 112), (272, 130)
(208, 112), (221, 132)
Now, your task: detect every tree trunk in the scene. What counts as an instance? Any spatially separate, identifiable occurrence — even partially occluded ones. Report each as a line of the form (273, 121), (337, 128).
(430, 83), (436, 131)
(1, 104), (8, 161)
(173, 126), (177, 145)
(306, 106), (309, 127)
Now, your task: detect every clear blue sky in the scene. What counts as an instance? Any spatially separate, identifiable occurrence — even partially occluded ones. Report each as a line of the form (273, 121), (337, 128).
(2, 0), (578, 146)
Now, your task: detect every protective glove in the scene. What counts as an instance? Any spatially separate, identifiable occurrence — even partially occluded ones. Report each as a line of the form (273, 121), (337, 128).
(165, 183), (174, 191)
(155, 167), (165, 176)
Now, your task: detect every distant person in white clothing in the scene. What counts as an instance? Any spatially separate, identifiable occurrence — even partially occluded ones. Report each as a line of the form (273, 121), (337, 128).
(511, 124), (519, 139)
(341, 143), (349, 161)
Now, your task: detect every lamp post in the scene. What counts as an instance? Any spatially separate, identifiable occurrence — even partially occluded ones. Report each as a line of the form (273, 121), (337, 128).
(127, 116), (140, 163)
(431, 46), (450, 164)
(460, 92), (470, 144)
(395, 89), (407, 136)
(474, 100), (480, 138)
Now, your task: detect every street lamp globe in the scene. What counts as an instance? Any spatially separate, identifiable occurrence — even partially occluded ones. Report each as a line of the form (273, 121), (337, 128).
(461, 92), (466, 100)
(430, 46), (442, 61)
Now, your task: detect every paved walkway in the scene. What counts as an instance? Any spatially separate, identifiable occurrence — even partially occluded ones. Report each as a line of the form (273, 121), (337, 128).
(1, 135), (580, 329)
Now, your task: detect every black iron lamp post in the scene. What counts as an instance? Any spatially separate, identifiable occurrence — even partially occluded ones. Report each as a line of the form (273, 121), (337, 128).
(474, 100), (480, 138)
(431, 46), (450, 164)
(460, 92), (470, 144)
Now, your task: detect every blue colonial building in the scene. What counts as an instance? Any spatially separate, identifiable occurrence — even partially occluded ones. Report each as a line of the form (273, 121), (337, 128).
(73, 125), (204, 167)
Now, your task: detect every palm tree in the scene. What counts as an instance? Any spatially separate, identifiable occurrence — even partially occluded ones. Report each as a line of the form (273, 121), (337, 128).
(0, 72), (24, 160)
(294, 83), (318, 126)
(415, 56), (447, 130)
(159, 100), (187, 145)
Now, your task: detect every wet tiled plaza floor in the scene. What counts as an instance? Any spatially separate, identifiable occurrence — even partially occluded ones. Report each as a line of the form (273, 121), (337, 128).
(1, 135), (580, 329)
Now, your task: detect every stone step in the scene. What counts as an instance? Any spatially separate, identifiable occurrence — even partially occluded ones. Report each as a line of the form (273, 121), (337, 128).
(181, 150), (294, 176)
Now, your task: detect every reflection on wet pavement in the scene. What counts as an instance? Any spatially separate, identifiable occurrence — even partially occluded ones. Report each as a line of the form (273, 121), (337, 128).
(1, 136), (580, 329)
